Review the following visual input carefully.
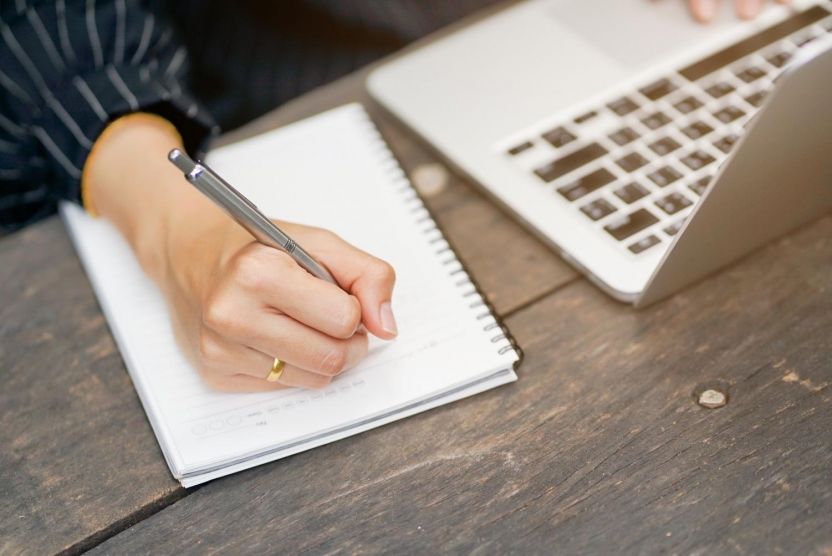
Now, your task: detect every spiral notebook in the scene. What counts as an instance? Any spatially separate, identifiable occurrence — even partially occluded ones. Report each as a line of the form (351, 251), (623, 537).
(61, 104), (520, 487)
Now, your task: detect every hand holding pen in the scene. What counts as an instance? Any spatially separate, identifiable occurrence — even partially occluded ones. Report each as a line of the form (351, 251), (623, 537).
(78, 115), (397, 393)
(163, 148), (399, 391)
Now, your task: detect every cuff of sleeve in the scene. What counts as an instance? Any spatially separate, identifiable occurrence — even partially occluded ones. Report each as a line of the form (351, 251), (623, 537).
(34, 64), (219, 207)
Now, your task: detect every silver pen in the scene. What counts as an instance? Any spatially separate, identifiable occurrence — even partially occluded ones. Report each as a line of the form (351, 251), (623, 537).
(168, 149), (339, 287)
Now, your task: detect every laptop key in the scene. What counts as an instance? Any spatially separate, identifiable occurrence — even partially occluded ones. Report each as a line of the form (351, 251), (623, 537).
(534, 143), (609, 183)
(673, 96), (704, 114)
(713, 105), (746, 124)
(681, 121), (714, 139)
(745, 90), (768, 108)
(767, 51), (792, 68)
(580, 198), (618, 221)
(713, 133), (739, 154)
(795, 34), (818, 48)
(705, 82), (735, 99)
(648, 166), (683, 188)
(556, 167), (617, 201)
(616, 152), (650, 173)
(608, 97), (640, 116)
(655, 192), (693, 215)
(649, 136), (682, 156)
(614, 182), (650, 204)
(609, 127), (640, 146)
(736, 66), (767, 83)
(641, 111), (672, 130)
(629, 235), (662, 254)
(681, 150), (716, 171)
(640, 78), (677, 101)
(542, 126), (577, 148)
(664, 219), (686, 236)
(689, 176), (712, 196)
(605, 208), (660, 241)
(574, 111), (598, 124)
(508, 141), (534, 156)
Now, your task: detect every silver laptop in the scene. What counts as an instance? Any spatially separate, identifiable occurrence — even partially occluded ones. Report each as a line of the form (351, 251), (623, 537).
(367, 0), (832, 307)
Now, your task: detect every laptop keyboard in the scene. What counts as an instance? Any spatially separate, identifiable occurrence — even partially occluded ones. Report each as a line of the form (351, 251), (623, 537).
(506, 5), (831, 256)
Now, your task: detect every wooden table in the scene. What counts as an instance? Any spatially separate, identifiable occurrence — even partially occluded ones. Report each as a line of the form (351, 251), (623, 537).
(3, 60), (832, 555)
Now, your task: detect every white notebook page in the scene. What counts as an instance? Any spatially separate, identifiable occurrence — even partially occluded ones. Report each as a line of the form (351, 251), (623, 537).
(62, 104), (518, 486)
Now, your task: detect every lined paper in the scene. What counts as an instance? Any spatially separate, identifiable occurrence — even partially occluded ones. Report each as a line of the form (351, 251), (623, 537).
(62, 104), (518, 486)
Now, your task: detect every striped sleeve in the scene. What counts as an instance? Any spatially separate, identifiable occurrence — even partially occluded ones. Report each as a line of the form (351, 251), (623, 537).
(0, 0), (218, 232)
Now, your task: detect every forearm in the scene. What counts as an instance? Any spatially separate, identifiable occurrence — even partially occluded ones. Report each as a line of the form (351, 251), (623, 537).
(84, 116), (221, 287)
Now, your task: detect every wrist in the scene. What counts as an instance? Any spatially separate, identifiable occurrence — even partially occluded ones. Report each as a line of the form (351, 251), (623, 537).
(82, 114), (183, 217)
(85, 114), (188, 284)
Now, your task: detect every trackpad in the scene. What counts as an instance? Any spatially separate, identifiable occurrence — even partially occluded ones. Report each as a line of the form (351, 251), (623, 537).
(548, 0), (746, 68)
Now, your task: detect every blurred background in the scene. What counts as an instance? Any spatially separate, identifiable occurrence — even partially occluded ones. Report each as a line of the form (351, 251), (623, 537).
(164, 0), (504, 131)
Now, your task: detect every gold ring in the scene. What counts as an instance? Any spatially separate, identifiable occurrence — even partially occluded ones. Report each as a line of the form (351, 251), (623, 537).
(267, 358), (285, 382)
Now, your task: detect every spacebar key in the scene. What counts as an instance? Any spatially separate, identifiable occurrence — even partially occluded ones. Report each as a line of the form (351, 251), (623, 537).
(535, 143), (609, 183)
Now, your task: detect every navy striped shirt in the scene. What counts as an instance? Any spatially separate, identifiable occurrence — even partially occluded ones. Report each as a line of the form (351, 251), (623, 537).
(0, 0), (499, 233)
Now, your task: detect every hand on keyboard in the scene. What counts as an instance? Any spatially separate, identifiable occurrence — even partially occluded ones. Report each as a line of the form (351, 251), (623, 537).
(689, 0), (791, 23)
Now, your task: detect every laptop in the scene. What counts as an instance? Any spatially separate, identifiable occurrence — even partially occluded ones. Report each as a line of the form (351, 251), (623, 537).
(367, 0), (832, 307)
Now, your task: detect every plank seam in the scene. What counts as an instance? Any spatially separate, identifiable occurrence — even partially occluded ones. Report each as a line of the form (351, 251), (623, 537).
(502, 276), (583, 319)
(57, 488), (189, 556)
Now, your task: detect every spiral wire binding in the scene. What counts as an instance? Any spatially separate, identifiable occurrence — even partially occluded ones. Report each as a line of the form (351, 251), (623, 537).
(349, 105), (523, 367)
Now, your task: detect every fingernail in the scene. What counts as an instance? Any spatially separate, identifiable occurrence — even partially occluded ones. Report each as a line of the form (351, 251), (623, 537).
(696, 0), (719, 21)
(738, 0), (764, 19)
(380, 302), (398, 336)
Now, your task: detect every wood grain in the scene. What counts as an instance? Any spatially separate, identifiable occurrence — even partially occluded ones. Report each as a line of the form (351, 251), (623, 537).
(90, 213), (832, 555)
(5, 11), (830, 552)
(0, 219), (183, 556)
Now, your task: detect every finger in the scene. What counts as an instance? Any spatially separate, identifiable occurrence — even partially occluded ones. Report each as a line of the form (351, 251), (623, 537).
(247, 315), (369, 376)
(234, 243), (363, 339)
(195, 328), (274, 378)
(195, 332), (334, 390)
(736, 0), (764, 19)
(307, 230), (398, 340)
(689, 0), (720, 22)
(275, 364), (333, 389)
(207, 305), (369, 376)
(193, 334), (286, 392)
